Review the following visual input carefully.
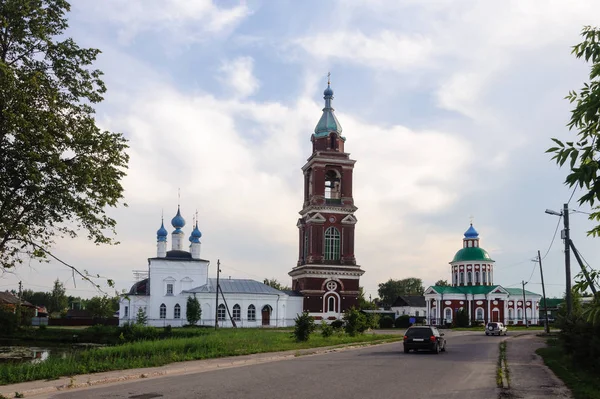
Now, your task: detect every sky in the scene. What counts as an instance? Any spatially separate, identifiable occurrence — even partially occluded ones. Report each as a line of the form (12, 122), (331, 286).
(2, 0), (600, 301)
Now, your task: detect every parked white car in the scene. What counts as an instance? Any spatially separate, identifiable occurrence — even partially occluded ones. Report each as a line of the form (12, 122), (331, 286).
(485, 322), (507, 336)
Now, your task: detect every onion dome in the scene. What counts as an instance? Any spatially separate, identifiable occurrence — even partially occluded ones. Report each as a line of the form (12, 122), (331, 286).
(171, 206), (186, 233)
(464, 224), (479, 239)
(452, 247), (493, 262)
(189, 221), (202, 243)
(156, 220), (168, 242)
(314, 79), (343, 138)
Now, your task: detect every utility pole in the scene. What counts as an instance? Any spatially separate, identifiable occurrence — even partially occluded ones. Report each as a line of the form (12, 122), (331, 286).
(522, 280), (528, 328)
(215, 259), (221, 330)
(563, 203), (572, 316)
(537, 250), (550, 334)
(569, 240), (598, 296)
(17, 281), (23, 327)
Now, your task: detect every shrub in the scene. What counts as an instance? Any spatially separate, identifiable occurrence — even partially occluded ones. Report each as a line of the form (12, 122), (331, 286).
(320, 320), (333, 338)
(293, 312), (316, 342)
(330, 319), (344, 330)
(453, 308), (469, 328)
(343, 307), (368, 336)
(164, 325), (173, 337)
(186, 295), (201, 326)
(135, 308), (148, 325)
(365, 313), (380, 330)
(394, 315), (410, 328)
(118, 322), (159, 342)
(0, 306), (18, 335)
(379, 316), (394, 329)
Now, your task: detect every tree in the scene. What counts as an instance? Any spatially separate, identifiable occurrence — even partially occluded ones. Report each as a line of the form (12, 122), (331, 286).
(435, 280), (450, 287)
(135, 307), (147, 325)
(186, 294), (201, 326)
(263, 278), (290, 291)
(0, 0), (129, 280)
(48, 279), (67, 315)
(358, 287), (378, 310)
(547, 26), (600, 236)
(86, 295), (118, 318)
(21, 289), (51, 307)
(377, 278), (425, 306)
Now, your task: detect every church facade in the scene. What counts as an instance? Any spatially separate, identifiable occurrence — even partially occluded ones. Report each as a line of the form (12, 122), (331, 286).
(119, 208), (303, 328)
(424, 224), (542, 326)
(288, 79), (365, 321)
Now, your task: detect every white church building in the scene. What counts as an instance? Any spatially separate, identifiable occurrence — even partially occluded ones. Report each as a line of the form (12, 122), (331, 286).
(119, 207), (304, 327)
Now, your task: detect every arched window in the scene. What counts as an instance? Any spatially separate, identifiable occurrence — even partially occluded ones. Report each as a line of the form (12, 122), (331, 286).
(467, 272), (472, 284)
(303, 231), (309, 262)
(324, 170), (341, 200)
(328, 296), (335, 312)
(508, 308), (514, 320)
(482, 270), (487, 284)
(526, 308), (531, 319)
(476, 308), (484, 320)
(459, 272), (464, 285)
(453, 273), (458, 286)
(174, 304), (181, 319)
(217, 304), (226, 321)
(488, 270), (492, 284)
(159, 303), (166, 319)
(444, 308), (452, 322)
(517, 308), (523, 320)
(247, 305), (256, 321)
(475, 271), (480, 284)
(233, 304), (241, 321)
(324, 227), (341, 260)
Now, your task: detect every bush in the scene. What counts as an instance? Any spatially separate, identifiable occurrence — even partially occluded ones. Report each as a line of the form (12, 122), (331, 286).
(379, 316), (394, 329)
(321, 320), (333, 338)
(0, 306), (18, 335)
(135, 308), (148, 325)
(365, 313), (380, 330)
(394, 315), (410, 328)
(343, 307), (368, 336)
(453, 308), (469, 328)
(330, 319), (344, 330)
(293, 312), (316, 342)
(118, 322), (159, 342)
(186, 295), (201, 326)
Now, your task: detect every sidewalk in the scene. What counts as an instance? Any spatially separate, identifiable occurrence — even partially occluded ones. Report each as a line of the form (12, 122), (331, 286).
(504, 334), (572, 398)
(0, 341), (391, 398)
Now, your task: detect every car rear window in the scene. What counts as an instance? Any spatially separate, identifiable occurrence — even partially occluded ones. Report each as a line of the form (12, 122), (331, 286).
(488, 323), (498, 328)
(406, 328), (433, 337)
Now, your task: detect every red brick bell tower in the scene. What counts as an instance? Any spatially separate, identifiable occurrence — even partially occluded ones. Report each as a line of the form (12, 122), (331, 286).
(289, 76), (364, 320)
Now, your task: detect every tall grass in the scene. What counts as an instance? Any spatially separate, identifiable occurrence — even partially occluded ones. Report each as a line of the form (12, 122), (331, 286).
(0, 329), (400, 385)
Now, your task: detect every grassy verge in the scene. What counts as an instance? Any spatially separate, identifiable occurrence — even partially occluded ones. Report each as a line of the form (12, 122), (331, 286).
(0, 329), (400, 385)
(496, 341), (510, 389)
(536, 338), (600, 399)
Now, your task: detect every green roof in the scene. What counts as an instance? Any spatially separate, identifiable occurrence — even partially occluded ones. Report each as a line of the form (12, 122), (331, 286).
(540, 298), (563, 308)
(428, 285), (540, 296)
(451, 247), (493, 263)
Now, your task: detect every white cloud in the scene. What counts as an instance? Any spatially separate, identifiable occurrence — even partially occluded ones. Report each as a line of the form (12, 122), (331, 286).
(219, 57), (260, 98)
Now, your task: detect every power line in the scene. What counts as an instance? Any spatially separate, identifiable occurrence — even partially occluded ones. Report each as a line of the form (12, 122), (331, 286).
(541, 215), (562, 260)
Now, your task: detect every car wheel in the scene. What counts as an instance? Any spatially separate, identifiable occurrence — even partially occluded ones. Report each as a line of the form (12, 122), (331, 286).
(404, 347), (410, 353)
(433, 343), (439, 354)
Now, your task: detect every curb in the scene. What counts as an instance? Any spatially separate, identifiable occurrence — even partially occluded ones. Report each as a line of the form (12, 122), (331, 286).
(0, 339), (399, 398)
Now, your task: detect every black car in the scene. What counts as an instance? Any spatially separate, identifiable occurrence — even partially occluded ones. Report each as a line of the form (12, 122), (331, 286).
(403, 326), (446, 354)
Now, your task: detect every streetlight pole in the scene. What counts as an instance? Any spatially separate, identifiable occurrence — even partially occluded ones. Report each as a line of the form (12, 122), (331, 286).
(563, 203), (572, 317)
(537, 250), (550, 334)
(522, 280), (528, 328)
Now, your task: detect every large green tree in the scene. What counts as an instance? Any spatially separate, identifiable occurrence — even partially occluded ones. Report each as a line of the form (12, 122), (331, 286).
(377, 278), (425, 306)
(85, 295), (118, 318)
(435, 280), (450, 287)
(0, 1), (129, 280)
(263, 278), (290, 291)
(48, 278), (67, 315)
(186, 294), (201, 326)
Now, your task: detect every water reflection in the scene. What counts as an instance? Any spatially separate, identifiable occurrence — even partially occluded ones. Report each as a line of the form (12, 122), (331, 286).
(0, 345), (70, 364)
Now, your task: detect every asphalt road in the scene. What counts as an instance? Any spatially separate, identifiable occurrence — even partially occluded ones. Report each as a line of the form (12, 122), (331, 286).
(50, 331), (505, 399)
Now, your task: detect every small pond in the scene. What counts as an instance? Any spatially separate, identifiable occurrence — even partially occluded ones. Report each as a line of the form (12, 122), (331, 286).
(0, 341), (102, 364)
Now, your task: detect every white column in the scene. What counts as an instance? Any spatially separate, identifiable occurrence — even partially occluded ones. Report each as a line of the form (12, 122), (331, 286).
(468, 297), (472, 324)
(486, 295), (491, 323)
(426, 299), (431, 324)
(514, 299), (517, 324)
(436, 299), (441, 324)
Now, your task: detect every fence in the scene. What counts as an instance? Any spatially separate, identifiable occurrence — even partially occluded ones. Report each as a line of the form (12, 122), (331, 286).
(49, 317), (118, 327)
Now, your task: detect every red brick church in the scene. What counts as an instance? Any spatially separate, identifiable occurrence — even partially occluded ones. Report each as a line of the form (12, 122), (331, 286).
(288, 78), (364, 320)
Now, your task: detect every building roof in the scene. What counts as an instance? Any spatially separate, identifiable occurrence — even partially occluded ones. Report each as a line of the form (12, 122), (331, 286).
(540, 298), (563, 308)
(451, 247), (494, 263)
(185, 279), (287, 295)
(0, 291), (35, 307)
(391, 295), (426, 307)
(128, 278), (149, 295)
(427, 285), (540, 297)
(504, 288), (542, 297)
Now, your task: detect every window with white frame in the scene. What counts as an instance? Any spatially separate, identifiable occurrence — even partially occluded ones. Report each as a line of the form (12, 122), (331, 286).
(517, 308), (523, 319)
(166, 283), (173, 296)
(508, 308), (514, 320)
(328, 296), (335, 312)
(124, 306), (129, 318)
(160, 303), (166, 319)
(476, 308), (484, 320)
(475, 271), (480, 284)
(482, 270), (487, 284)
(445, 308), (452, 321)
(247, 304), (256, 321)
(488, 270), (491, 284)
(526, 308), (531, 319)
(460, 272), (464, 285)
(233, 304), (241, 321)
(453, 273), (458, 285)
(303, 231), (309, 262)
(324, 227), (341, 260)
(218, 304), (226, 321)
(174, 304), (181, 319)
(467, 272), (472, 284)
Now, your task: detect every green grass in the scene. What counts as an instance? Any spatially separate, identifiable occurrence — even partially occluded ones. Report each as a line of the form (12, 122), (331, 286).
(0, 329), (400, 385)
(536, 338), (600, 399)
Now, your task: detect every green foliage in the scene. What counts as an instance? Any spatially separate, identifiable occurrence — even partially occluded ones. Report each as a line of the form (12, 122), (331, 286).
(293, 311), (316, 342)
(453, 308), (469, 328)
(320, 320), (333, 338)
(358, 287), (378, 310)
(379, 316), (394, 328)
(118, 322), (159, 342)
(48, 279), (68, 315)
(0, 305), (18, 334)
(394, 315), (411, 328)
(547, 26), (600, 237)
(21, 290), (51, 307)
(377, 278), (424, 306)
(0, 0), (129, 274)
(135, 308), (148, 325)
(330, 319), (344, 330)
(86, 296), (118, 318)
(343, 307), (368, 336)
(186, 295), (201, 325)
(365, 312), (380, 330)
(435, 280), (450, 286)
(263, 278), (290, 291)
